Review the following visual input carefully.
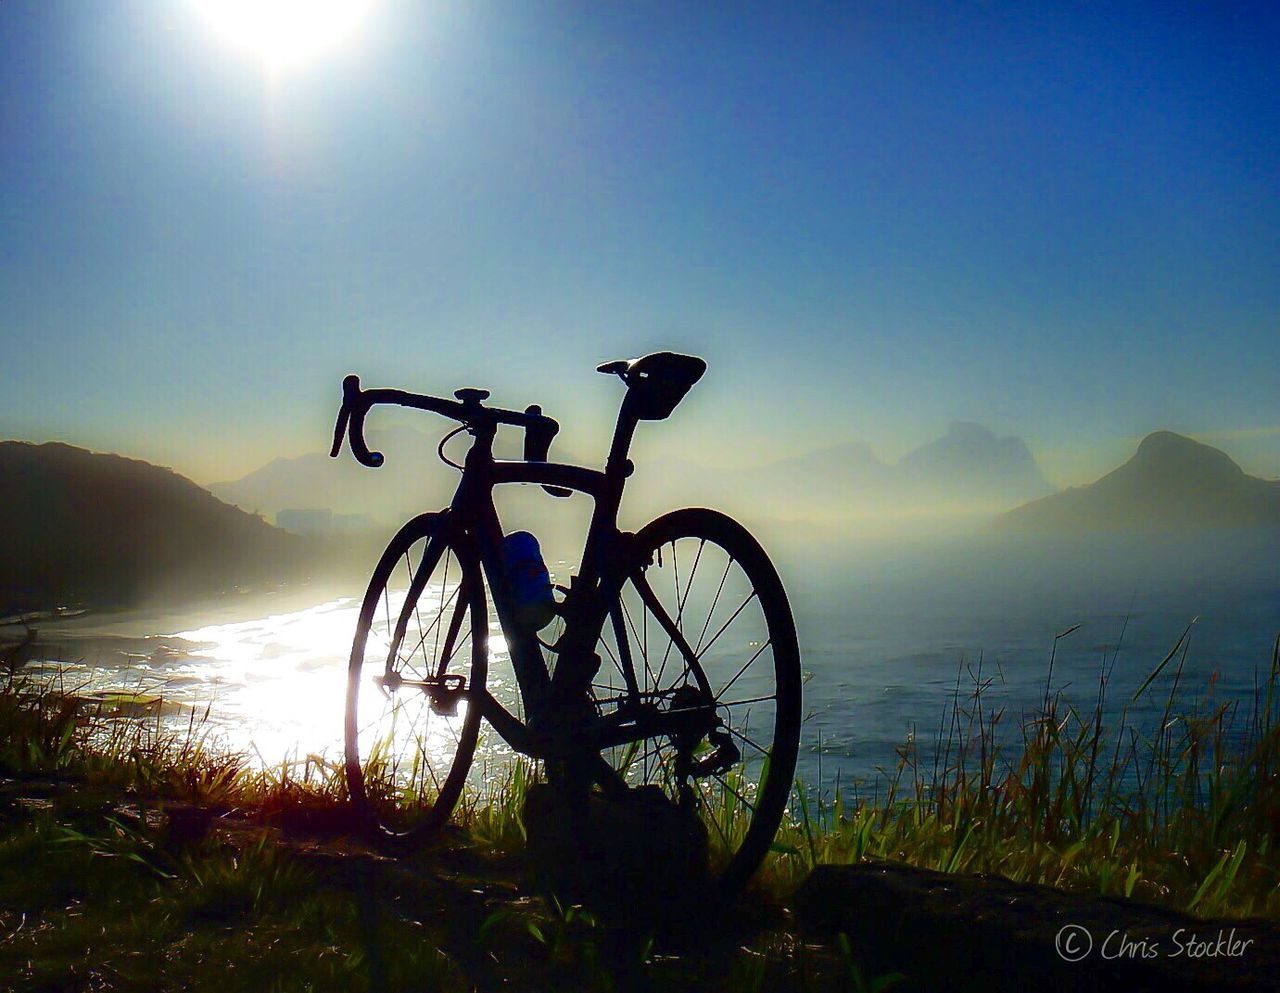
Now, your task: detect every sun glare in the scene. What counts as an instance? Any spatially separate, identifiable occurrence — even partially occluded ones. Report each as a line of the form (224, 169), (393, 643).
(194, 0), (371, 68)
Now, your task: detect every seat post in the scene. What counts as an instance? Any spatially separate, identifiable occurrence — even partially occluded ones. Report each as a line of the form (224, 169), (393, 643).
(604, 392), (641, 480)
(571, 394), (639, 591)
(545, 395), (641, 707)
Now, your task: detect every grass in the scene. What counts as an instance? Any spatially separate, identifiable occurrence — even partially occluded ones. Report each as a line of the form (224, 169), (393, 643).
(0, 806), (469, 992)
(758, 625), (1280, 920)
(2, 624), (1279, 989)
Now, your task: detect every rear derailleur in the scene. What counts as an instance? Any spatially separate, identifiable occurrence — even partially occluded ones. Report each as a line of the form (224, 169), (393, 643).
(670, 685), (741, 778)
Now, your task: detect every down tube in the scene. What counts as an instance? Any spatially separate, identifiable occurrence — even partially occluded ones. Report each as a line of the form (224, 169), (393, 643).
(468, 495), (552, 718)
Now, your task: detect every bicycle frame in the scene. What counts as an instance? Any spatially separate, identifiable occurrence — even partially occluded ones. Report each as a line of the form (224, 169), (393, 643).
(338, 356), (799, 893)
(395, 393), (717, 763)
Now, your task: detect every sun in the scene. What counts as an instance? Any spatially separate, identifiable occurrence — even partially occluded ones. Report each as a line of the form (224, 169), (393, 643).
(193, 0), (371, 69)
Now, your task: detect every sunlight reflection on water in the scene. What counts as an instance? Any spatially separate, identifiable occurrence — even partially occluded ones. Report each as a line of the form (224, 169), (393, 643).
(171, 597), (361, 766)
(28, 591), (522, 787)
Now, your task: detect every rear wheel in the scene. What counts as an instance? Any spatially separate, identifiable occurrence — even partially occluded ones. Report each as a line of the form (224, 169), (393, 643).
(345, 512), (487, 852)
(592, 508), (802, 896)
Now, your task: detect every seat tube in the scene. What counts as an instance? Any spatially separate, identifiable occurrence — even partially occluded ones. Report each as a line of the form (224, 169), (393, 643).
(576, 398), (639, 585)
(549, 399), (640, 703)
(461, 426), (553, 714)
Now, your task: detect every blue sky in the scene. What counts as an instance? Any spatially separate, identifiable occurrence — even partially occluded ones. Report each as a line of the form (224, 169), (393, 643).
(2, 1), (1278, 485)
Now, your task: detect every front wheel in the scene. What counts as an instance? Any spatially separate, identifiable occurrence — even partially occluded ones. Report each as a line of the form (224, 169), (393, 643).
(345, 512), (487, 853)
(593, 508), (802, 897)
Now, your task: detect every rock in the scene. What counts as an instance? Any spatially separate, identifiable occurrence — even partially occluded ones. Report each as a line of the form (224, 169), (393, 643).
(794, 861), (1280, 992)
(522, 782), (710, 923)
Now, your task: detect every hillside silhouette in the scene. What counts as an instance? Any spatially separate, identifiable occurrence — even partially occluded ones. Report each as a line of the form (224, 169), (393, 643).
(1000, 431), (1280, 532)
(0, 441), (306, 614)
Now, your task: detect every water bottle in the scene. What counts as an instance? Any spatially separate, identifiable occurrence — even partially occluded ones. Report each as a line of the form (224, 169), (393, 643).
(501, 531), (555, 631)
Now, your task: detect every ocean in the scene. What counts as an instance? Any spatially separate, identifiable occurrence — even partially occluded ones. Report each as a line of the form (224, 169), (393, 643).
(19, 527), (1280, 795)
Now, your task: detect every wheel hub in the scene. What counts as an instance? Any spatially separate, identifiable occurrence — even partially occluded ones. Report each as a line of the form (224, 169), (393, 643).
(373, 672), (467, 716)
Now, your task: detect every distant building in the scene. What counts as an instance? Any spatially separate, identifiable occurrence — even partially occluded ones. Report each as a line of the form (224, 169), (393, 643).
(276, 508), (333, 535)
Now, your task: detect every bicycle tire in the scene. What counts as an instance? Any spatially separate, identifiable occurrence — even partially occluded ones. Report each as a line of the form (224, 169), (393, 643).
(592, 507), (802, 897)
(344, 511), (487, 853)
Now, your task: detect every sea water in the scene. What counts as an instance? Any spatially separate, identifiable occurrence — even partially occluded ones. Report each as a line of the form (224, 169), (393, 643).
(21, 528), (1280, 794)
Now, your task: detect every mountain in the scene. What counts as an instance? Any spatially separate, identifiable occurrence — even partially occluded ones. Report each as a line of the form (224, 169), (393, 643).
(0, 441), (306, 613)
(211, 421), (1052, 537)
(1000, 431), (1280, 532)
(209, 425), (442, 525)
(896, 422), (1052, 505)
(209, 425), (561, 527)
(624, 424), (1052, 528)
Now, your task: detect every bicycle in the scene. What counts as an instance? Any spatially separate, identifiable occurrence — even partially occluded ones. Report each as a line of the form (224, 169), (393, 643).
(329, 352), (801, 897)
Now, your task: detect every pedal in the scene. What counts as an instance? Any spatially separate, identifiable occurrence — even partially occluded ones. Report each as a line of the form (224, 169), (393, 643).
(428, 674), (466, 716)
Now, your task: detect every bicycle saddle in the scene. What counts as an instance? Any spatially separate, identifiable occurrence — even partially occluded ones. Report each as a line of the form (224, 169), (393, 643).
(596, 352), (707, 421)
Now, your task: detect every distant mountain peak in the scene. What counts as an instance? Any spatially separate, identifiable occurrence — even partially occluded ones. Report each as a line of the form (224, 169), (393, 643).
(896, 422), (1051, 499)
(1131, 431), (1244, 477)
(902, 422), (1039, 463)
(1137, 429), (1190, 451)
(1000, 431), (1278, 532)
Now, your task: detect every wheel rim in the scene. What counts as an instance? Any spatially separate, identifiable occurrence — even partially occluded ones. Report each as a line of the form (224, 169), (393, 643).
(592, 516), (800, 888)
(346, 523), (486, 840)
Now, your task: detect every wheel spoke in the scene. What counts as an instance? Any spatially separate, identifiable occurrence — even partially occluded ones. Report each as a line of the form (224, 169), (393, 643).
(676, 539), (707, 628)
(413, 712), (445, 796)
(433, 551), (451, 664)
(620, 597), (652, 691)
(719, 692), (777, 709)
(408, 548), (430, 671)
(698, 590), (757, 659)
(434, 586), (471, 678)
(597, 632), (630, 686)
(654, 538), (707, 687)
(724, 723), (771, 759)
(400, 583), (461, 675)
(711, 772), (756, 814)
(358, 696), (403, 738)
(693, 557), (734, 655)
(718, 638), (772, 698)
(348, 525), (485, 841)
(382, 585), (392, 655)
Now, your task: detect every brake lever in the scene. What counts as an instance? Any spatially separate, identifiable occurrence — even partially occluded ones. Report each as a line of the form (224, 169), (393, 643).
(522, 405), (555, 462)
(333, 374), (384, 468)
(522, 405), (571, 498)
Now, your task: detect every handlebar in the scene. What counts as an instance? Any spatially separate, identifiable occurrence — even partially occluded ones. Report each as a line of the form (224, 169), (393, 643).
(330, 375), (567, 492)
(330, 375), (388, 467)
